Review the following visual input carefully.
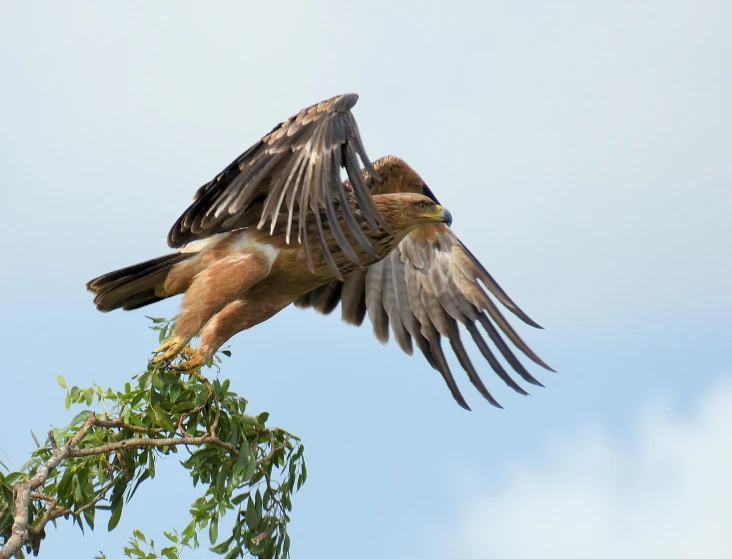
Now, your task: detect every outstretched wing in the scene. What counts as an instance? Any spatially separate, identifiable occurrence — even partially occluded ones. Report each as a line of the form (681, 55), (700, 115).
(167, 93), (390, 279)
(295, 223), (553, 410)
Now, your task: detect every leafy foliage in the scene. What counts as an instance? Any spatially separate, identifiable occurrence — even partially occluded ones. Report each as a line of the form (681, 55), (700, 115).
(0, 318), (305, 559)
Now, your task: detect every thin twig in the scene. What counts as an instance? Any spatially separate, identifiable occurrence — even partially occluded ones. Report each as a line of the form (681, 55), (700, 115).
(48, 478), (116, 521)
(95, 419), (165, 434)
(210, 394), (221, 437)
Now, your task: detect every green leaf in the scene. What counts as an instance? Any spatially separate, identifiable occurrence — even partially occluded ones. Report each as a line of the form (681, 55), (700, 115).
(208, 513), (219, 544)
(30, 430), (41, 448)
(133, 529), (146, 542)
(65, 391), (71, 410)
(215, 463), (229, 497)
(57, 470), (73, 499)
(83, 507), (95, 530)
(57, 374), (67, 389)
(152, 374), (165, 391)
(1, 481), (14, 505)
(231, 491), (249, 506)
(181, 521), (197, 544)
(255, 490), (263, 523)
(108, 497), (123, 531)
(128, 470), (151, 502)
(239, 415), (259, 429)
(70, 410), (92, 426)
(301, 462), (308, 486)
(223, 544), (244, 559)
(233, 441), (255, 482)
(169, 384), (181, 403)
(151, 407), (176, 432)
(170, 401), (197, 414)
(245, 496), (259, 529)
(227, 416), (239, 446)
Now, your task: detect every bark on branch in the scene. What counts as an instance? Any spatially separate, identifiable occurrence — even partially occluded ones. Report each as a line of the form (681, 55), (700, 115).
(0, 412), (242, 558)
(0, 413), (96, 559)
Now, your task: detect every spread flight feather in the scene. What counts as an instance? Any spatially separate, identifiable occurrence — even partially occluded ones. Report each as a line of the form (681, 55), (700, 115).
(87, 94), (553, 410)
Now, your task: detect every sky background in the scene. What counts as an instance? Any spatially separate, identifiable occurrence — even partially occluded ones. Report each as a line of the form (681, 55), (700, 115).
(1, 1), (731, 557)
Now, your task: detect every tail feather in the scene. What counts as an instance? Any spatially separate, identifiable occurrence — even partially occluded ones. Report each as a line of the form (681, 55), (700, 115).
(87, 252), (195, 312)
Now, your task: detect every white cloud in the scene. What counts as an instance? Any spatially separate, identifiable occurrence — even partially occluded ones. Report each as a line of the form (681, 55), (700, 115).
(446, 382), (732, 559)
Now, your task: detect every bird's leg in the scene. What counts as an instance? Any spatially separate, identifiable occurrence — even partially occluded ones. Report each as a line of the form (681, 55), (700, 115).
(153, 252), (273, 369)
(196, 300), (248, 363)
(196, 299), (284, 363)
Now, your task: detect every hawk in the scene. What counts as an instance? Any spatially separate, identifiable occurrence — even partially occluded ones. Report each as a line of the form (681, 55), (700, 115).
(87, 94), (552, 410)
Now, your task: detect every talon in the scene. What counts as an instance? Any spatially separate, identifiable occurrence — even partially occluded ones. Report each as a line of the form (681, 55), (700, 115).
(151, 338), (186, 365)
(170, 348), (206, 371)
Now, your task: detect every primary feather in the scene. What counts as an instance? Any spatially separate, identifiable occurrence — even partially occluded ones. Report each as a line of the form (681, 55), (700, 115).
(88, 94), (553, 410)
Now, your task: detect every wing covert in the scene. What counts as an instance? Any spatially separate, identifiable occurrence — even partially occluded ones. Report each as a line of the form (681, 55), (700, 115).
(167, 94), (391, 278)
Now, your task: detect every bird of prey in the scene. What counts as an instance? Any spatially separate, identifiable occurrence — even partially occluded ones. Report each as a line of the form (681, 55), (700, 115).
(87, 94), (552, 410)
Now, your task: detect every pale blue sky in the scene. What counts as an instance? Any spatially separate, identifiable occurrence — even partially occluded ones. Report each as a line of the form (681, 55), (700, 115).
(1, 1), (731, 558)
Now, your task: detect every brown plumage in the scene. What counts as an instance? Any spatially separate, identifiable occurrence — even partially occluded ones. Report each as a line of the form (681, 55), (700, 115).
(87, 94), (553, 410)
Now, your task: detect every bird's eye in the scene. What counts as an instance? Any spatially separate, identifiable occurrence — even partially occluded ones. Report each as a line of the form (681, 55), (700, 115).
(418, 202), (428, 211)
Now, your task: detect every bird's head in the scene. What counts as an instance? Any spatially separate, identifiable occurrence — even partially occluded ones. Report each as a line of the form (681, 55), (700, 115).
(372, 193), (453, 238)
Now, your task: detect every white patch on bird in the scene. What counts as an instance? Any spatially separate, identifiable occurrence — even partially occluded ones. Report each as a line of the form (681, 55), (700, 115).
(180, 233), (229, 253)
(230, 231), (280, 267)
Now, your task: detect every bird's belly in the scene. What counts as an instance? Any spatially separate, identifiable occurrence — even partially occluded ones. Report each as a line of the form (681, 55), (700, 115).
(188, 226), (394, 311)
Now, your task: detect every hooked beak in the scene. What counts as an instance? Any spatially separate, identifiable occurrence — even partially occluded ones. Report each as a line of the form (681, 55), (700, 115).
(438, 205), (453, 227)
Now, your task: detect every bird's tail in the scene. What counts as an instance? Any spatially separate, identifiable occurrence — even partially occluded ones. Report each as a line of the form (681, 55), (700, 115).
(86, 252), (195, 312)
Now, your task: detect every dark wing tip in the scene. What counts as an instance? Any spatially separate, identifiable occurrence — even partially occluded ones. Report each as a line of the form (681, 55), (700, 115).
(456, 398), (473, 412)
(320, 93), (359, 114)
(502, 303), (543, 330)
(339, 93), (359, 110)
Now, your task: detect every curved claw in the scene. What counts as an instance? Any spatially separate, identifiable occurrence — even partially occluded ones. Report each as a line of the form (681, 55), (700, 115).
(170, 347), (206, 371)
(151, 338), (187, 366)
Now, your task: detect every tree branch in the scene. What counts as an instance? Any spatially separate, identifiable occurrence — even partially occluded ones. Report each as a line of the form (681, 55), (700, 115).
(0, 414), (242, 558)
(47, 478), (115, 521)
(68, 433), (237, 458)
(93, 419), (164, 434)
(0, 413), (96, 559)
(0, 334), (306, 559)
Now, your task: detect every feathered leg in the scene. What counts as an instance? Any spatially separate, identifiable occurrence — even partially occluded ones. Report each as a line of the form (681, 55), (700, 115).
(151, 252), (273, 368)
(189, 298), (288, 368)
